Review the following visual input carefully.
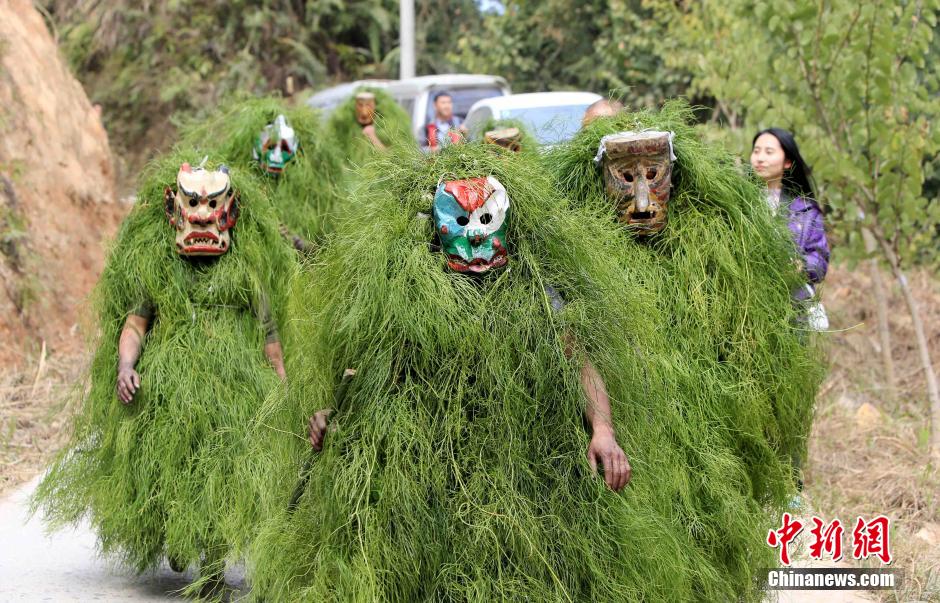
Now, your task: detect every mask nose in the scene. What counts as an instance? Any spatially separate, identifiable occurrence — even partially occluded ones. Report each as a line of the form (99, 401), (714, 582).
(633, 178), (650, 213)
(188, 200), (214, 225)
(466, 228), (485, 246)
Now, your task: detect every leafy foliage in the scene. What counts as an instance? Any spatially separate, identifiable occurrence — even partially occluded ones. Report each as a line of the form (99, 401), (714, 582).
(655, 0), (940, 268)
(448, 0), (690, 108)
(42, 0), (478, 171)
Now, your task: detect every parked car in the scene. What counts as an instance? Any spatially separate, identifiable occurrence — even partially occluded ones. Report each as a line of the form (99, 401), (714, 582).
(307, 74), (510, 143)
(305, 79), (395, 116)
(463, 91), (603, 147)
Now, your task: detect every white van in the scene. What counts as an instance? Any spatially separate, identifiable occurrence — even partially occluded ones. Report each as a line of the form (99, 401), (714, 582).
(307, 74), (510, 143)
(463, 92), (603, 148)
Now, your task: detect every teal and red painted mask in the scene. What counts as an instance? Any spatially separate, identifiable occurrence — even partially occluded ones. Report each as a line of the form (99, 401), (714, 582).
(432, 176), (510, 273)
(252, 114), (299, 176)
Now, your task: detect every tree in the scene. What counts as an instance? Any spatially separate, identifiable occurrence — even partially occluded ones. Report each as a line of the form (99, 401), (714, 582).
(40, 0), (482, 172)
(657, 0), (940, 453)
(447, 0), (690, 107)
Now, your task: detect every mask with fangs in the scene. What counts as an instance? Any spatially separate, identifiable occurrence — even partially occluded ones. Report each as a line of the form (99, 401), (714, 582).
(164, 163), (240, 256)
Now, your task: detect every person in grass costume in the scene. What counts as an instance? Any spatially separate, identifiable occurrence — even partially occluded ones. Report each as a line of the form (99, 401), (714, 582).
(477, 117), (539, 154)
(548, 99), (825, 502)
(325, 87), (414, 167)
(180, 96), (344, 253)
(32, 149), (301, 598)
(245, 141), (781, 602)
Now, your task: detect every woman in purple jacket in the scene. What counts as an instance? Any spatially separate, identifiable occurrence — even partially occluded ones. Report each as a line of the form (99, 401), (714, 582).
(752, 128), (829, 499)
(751, 128), (830, 327)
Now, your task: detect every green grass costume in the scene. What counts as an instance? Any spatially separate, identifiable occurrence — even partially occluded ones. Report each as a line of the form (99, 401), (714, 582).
(32, 149), (300, 594)
(476, 118), (539, 154)
(325, 86), (414, 168)
(246, 142), (780, 602)
(180, 96), (344, 250)
(547, 100), (825, 503)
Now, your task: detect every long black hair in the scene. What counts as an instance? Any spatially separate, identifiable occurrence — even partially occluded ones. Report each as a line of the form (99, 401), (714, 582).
(752, 128), (816, 200)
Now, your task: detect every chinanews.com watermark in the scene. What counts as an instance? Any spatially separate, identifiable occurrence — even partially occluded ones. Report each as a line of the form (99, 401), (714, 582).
(763, 513), (901, 591)
(765, 568), (900, 591)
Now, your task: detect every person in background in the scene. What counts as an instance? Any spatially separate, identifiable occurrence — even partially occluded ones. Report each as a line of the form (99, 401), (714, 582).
(355, 92), (387, 151)
(581, 98), (624, 127)
(750, 128), (830, 315)
(425, 91), (467, 151)
(751, 128), (829, 502)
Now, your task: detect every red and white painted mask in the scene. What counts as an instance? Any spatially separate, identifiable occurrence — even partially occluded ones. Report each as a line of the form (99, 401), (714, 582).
(164, 163), (239, 256)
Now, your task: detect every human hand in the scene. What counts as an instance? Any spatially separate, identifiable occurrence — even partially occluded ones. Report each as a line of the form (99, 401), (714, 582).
(308, 409), (333, 451)
(361, 124), (386, 150)
(587, 428), (631, 492)
(116, 366), (141, 404)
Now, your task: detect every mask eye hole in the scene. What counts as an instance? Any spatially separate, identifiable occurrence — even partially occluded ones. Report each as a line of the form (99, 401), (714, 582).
(480, 213), (493, 225)
(281, 141), (291, 152)
(209, 199), (217, 209)
(456, 215), (470, 226)
(189, 198), (198, 208)
(623, 172), (634, 183)
(646, 168), (658, 180)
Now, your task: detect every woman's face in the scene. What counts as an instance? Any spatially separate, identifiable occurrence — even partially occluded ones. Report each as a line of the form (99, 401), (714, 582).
(750, 133), (792, 184)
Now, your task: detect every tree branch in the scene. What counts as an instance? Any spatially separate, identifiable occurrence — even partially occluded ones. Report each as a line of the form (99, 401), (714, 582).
(894, 0), (923, 73)
(822, 6), (862, 82)
(863, 0), (877, 214)
(869, 224), (940, 455)
(792, 23), (841, 152)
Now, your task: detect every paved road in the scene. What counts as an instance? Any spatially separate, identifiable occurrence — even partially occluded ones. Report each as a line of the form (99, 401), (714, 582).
(0, 478), (246, 601)
(0, 478), (873, 602)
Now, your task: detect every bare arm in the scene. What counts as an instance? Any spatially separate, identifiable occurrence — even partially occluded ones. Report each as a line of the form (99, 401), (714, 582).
(279, 224), (316, 254)
(116, 314), (148, 404)
(308, 368), (356, 451)
(361, 124), (387, 151)
(554, 290), (630, 491)
(264, 341), (287, 381)
(582, 359), (631, 492)
(582, 360), (614, 434)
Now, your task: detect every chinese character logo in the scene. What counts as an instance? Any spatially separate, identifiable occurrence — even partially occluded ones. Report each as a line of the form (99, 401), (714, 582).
(852, 515), (892, 564)
(767, 513), (805, 566)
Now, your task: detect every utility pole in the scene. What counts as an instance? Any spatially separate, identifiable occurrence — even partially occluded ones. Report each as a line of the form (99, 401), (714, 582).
(399, 0), (415, 79)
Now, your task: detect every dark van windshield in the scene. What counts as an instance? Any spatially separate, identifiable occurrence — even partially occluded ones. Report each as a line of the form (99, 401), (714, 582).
(425, 86), (504, 123)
